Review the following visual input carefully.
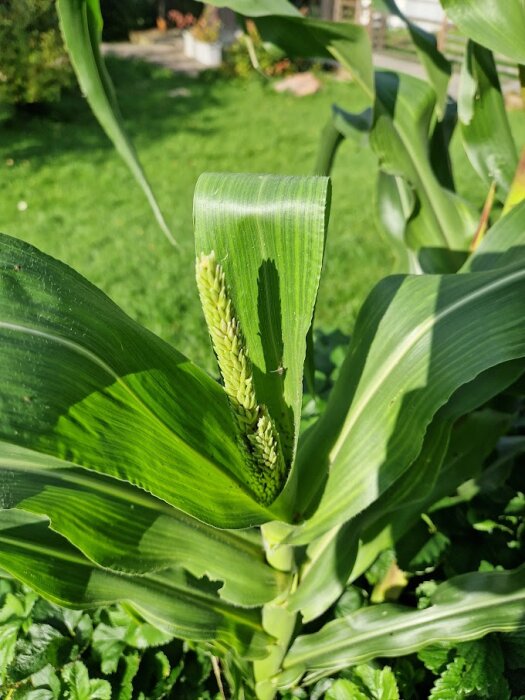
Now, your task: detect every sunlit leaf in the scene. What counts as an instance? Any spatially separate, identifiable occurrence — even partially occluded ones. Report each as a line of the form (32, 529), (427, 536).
(56, 0), (175, 244)
(282, 566), (525, 685)
(0, 511), (271, 659)
(440, 0), (525, 63)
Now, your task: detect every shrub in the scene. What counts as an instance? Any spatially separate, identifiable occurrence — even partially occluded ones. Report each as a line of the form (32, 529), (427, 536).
(0, 0), (73, 107)
(223, 23), (298, 79)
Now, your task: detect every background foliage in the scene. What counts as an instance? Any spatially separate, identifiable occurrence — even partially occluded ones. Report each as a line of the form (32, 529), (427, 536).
(0, 0), (73, 108)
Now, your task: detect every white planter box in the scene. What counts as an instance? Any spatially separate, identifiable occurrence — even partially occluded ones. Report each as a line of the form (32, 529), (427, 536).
(193, 39), (222, 67)
(183, 31), (195, 58)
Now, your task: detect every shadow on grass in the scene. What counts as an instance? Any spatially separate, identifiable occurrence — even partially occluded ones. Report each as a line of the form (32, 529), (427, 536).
(0, 57), (224, 169)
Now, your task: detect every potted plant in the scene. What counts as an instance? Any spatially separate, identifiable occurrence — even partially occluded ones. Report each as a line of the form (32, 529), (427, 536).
(168, 9), (197, 58)
(191, 4), (222, 67)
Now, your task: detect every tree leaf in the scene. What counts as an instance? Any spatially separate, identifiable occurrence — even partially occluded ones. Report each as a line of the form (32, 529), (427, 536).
(281, 566), (525, 685)
(0, 510), (271, 659)
(0, 232), (279, 528)
(0, 443), (285, 607)
(440, 0), (525, 64)
(458, 42), (518, 197)
(56, 0), (175, 245)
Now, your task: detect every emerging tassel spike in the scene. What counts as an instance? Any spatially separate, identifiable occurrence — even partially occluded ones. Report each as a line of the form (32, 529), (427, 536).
(196, 251), (286, 504)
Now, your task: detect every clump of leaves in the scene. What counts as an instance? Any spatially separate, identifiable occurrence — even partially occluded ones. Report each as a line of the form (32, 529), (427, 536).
(0, 0), (73, 108)
(0, 576), (222, 699)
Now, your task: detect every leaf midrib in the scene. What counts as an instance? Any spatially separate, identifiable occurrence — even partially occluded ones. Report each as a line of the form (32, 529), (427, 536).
(287, 581), (525, 666)
(0, 321), (246, 492)
(329, 267), (525, 463)
(377, 89), (455, 249)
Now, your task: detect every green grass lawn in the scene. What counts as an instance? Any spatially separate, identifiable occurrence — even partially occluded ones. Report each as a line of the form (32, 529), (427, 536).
(0, 59), (522, 371)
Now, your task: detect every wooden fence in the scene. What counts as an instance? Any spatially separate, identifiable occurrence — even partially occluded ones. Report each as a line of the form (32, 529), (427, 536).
(305, 0), (518, 78)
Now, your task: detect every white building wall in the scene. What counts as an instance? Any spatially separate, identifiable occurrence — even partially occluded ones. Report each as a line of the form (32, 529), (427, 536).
(388, 0), (445, 30)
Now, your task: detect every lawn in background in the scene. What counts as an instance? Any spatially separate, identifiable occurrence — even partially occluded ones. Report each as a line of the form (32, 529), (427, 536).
(1, 59), (522, 371)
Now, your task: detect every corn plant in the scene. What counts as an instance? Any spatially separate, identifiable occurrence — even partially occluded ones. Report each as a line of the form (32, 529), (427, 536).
(1, 170), (524, 698)
(2, 0), (524, 696)
(311, 0), (525, 273)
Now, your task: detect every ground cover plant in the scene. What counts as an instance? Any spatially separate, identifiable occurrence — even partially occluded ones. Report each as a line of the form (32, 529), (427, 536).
(0, 0), (73, 111)
(0, 0), (524, 698)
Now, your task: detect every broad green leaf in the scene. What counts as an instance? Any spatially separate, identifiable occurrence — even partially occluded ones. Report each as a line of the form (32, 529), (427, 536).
(0, 233), (278, 528)
(0, 443), (285, 607)
(349, 405), (515, 579)
(429, 99), (457, 192)
(458, 43), (517, 197)
(440, 0), (525, 64)
(462, 199), (525, 272)
(281, 566), (525, 685)
(376, 172), (418, 272)
(56, 0), (175, 245)
(314, 118), (345, 177)
(0, 510), (271, 659)
(504, 147), (525, 215)
(194, 173), (330, 509)
(374, 0), (451, 115)
(288, 400), (514, 621)
(290, 259), (525, 544)
(371, 71), (477, 272)
(314, 106), (371, 176)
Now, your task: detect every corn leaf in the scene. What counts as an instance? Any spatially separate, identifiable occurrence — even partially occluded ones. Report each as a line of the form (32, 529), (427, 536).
(0, 442), (285, 607)
(282, 566), (525, 685)
(0, 233), (279, 528)
(290, 252), (525, 544)
(0, 510), (271, 659)
(371, 71), (477, 272)
(458, 42), (518, 197)
(440, 0), (525, 64)
(194, 173), (330, 509)
(461, 200), (525, 272)
(288, 360), (520, 621)
(56, 0), (175, 245)
(373, 0), (451, 116)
